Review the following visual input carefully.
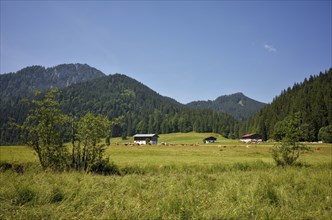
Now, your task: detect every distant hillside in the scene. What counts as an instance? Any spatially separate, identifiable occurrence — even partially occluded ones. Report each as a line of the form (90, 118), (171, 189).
(241, 69), (332, 141)
(59, 74), (236, 138)
(0, 65), (237, 144)
(0, 63), (105, 144)
(0, 63), (105, 97)
(187, 93), (266, 120)
(60, 73), (181, 118)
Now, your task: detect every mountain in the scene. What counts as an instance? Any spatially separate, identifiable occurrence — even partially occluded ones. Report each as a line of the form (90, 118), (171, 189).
(0, 63), (105, 144)
(60, 73), (181, 119)
(59, 74), (237, 138)
(0, 63), (105, 97)
(241, 69), (332, 141)
(3, 63), (329, 145)
(0, 65), (237, 144)
(186, 93), (266, 120)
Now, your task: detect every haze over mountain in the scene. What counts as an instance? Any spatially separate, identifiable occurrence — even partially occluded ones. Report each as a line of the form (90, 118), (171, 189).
(187, 93), (266, 121)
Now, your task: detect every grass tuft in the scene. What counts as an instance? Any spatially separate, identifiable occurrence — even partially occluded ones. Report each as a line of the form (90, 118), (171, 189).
(14, 185), (36, 205)
(50, 187), (64, 203)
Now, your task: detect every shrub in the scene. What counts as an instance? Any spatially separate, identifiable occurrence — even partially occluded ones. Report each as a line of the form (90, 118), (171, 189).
(0, 162), (13, 171)
(265, 186), (279, 205)
(50, 187), (64, 203)
(90, 158), (120, 175)
(272, 142), (311, 166)
(272, 112), (311, 166)
(0, 162), (25, 174)
(22, 90), (115, 173)
(318, 125), (332, 143)
(13, 164), (24, 174)
(14, 186), (36, 205)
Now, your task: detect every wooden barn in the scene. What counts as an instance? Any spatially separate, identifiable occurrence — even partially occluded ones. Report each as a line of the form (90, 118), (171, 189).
(133, 134), (159, 145)
(240, 133), (262, 143)
(204, 136), (217, 143)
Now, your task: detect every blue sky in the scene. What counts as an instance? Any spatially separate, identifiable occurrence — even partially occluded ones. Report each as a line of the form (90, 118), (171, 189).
(1, 1), (331, 104)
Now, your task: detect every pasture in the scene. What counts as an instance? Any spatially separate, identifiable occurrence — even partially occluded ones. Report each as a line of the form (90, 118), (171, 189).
(0, 133), (331, 219)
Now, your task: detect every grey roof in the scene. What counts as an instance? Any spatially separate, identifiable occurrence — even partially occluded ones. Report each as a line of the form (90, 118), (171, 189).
(133, 134), (158, 138)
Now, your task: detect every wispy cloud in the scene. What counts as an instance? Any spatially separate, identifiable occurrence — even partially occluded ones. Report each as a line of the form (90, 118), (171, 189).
(263, 44), (277, 52)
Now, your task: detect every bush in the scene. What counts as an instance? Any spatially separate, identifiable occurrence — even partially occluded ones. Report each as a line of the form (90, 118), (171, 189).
(272, 142), (311, 166)
(0, 162), (24, 174)
(318, 125), (332, 143)
(13, 164), (24, 174)
(50, 187), (64, 203)
(0, 162), (13, 171)
(90, 158), (120, 175)
(14, 186), (36, 205)
(272, 112), (312, 166)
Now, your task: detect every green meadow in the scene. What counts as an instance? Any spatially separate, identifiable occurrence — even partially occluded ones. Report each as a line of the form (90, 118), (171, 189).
(0, 133), (331, 219)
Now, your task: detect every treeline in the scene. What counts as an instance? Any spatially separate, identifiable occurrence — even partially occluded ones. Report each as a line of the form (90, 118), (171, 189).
(240, 69), (332, 141)
(59, 74), (238, 139)
(118, 108), (237, 139)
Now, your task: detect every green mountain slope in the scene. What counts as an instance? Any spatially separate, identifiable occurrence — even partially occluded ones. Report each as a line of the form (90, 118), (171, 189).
(240, 68), (332, 141)
(3, 63), (328, 144)
(59, 74), (237, 138)
(187, 92), (266, 120)
(0, 65), (237, 144)
(0, 63), (105, 144)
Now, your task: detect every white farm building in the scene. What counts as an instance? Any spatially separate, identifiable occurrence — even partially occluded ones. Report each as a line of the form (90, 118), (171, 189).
(133, 134), (159, 145)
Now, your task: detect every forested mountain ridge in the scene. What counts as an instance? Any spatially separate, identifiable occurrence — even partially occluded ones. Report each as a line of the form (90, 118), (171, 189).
(0, 63), (105, 97)
(1, 63), (330, 144)
(0, 63), (106, 144)
(59, 74), (237, 138)
(0, 67), (237, 144)
(186, 92), (266, 120)
(59, 73), (181, 122)
(240, 68), (332, 141)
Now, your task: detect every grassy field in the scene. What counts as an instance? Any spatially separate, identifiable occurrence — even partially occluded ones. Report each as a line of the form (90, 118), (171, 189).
(0, 132), (331, 219)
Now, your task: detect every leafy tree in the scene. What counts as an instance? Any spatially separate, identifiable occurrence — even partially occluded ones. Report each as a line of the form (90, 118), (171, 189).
(22, 89), (70, 171)
(73, 112), (110, 172)
(110, 115), (126, 139)
(22, 89), (116, 174)
(271, 113), (311, 166)
(272, 141), (310, 166)
(273, 120), (289, 141)
(318, 125), (332, 143)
